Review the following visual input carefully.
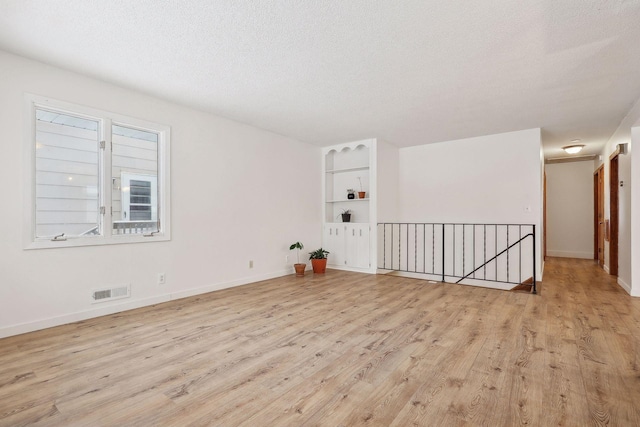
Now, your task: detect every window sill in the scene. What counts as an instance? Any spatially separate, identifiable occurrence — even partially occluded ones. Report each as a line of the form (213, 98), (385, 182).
(24, 233), (171, 250)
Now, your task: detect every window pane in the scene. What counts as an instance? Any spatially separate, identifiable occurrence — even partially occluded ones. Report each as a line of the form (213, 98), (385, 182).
(35, 109), (100, 238)
(112, 125), (158, 235)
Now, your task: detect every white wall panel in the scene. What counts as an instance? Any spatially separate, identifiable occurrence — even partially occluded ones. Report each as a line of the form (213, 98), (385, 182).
(545, 161), (594, 259)
(596, 96), (640, 294)
(397, 128), (543, 279)
(0, 50), (321, 337)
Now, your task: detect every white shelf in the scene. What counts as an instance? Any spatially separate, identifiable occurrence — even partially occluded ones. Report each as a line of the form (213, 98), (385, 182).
(325, 166), (369, 174)
(323, 140), (374, 273)
(326, 198), (369, 203)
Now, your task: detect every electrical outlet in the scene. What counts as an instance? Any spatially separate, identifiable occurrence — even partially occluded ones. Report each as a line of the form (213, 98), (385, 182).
(158, 273), (166, 285)
(249, 260), (254, 268)
(285, 255), (289, 263)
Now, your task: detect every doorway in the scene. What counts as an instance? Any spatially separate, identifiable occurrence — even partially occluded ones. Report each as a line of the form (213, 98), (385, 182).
(609, 154), (619, 276)
(543, 171), (547, 261)
(594, 165), (604, 267)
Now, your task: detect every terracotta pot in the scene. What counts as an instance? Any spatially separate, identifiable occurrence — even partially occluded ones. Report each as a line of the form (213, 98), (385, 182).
(311, 258), (327, 274)
(358, 191), (366, 199)
(294, 263), (306, 277)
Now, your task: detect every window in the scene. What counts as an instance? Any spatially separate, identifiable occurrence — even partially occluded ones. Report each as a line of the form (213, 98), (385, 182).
(121, 175), (157, 221)
(25, 95), (170, 248)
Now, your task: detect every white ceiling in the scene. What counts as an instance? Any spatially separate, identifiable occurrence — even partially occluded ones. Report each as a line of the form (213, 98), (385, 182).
(1, 1), (640, 157)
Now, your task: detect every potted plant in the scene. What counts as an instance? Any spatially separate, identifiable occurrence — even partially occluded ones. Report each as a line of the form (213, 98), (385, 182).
(309, 248), (330, 274)
(357, 177), (366, 199)
(289, 242), (306, 276)
(339, 209), (351, 223)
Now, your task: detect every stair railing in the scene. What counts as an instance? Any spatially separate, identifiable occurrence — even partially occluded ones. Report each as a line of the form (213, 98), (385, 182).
(377, 223), (537, 293)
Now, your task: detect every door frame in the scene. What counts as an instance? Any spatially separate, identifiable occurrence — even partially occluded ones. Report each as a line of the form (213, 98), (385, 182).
(543, 171), (547, 261)
(609, 153), (619, 276)
(594, 165), (604, 267)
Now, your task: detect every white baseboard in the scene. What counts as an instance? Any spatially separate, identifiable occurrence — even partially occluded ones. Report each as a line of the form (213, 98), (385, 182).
(604, 264), (610, 274)
(169, 269), (290, 300)
(617, 277), (632, 295)
(378, 270), (513, 291)
(546, 250), (593, 259)
(327, 265), (376, 274)
(0, 294), (170, 339)
(0, 269), (291, 339)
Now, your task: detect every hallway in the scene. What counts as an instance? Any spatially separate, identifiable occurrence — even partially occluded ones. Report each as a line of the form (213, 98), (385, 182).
(539, 256), (640, 425)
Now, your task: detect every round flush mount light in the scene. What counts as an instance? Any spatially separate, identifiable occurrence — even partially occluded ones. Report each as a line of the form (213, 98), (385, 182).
(562, 141), (585, 154)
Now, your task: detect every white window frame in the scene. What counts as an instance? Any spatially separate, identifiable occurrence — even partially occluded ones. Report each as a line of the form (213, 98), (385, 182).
(120, 172), (158, 221)
(24, 94), (171, 249)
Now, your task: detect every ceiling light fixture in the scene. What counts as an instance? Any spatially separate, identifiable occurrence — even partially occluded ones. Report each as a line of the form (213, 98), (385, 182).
(562, 142), (585, 154)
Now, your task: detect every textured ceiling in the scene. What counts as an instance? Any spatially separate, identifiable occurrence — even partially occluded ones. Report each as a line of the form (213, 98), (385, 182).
(1, 1), (640, 157)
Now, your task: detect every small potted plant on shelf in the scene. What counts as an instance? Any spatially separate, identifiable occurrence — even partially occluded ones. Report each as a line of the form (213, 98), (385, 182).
(357, 177), (366, 199)
(289, 241), (306, 277)
(347, 189), (355, 199)
(339, 209), (352, 223)
(309, 248), (330, 274)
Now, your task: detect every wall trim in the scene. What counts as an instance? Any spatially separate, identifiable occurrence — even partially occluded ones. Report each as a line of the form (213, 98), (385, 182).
(546, 250), (593, 259)
(0, 269), (291, 339)
(169, 269), (290, 300)
(617, 277), (632, 295)
(382, 270), (513, 291)
(0, 294), (170, 339)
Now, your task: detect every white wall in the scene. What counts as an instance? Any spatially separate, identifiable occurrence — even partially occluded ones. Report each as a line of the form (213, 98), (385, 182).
(596, 96), (640, 295)
(545, 161), (594, 259)
(0, 51), (321, 337)
(397, 128), (543, 279)
(376, 139), (399, 224)
(632, 125), (640, 296)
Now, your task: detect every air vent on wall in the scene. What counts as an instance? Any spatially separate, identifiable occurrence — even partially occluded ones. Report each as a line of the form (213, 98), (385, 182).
(91, 285), (130, 304)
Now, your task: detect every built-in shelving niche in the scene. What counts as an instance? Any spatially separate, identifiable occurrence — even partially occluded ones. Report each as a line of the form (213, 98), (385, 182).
(324, 144), (370, 223)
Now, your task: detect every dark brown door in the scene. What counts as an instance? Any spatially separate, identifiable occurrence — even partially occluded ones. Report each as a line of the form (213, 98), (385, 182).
(610, 155), (619, 276)
(594, 166), (604, 267)
(543, 171), (547, 261)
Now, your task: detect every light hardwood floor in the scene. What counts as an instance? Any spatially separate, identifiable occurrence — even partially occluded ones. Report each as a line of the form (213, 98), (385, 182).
(1, 257), (640, 426)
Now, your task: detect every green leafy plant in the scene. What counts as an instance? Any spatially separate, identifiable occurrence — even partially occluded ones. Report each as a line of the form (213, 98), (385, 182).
(289, 242), (304, 264)
(337, 209), (352, 219)
(309, 248), (330, 260)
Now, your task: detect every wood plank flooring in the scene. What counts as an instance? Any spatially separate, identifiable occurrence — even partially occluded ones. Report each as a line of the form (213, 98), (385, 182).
(1, 257), (640, 426)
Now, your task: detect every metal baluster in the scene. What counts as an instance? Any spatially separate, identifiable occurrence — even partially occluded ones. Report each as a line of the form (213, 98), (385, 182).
(453, 224), (456, 279)
(383, 224), (386, 269)
(495, 225), (498, 281)
(406, 223), (409, 271)
(532, 225), (537, 294)
(432, 224), (435, 275)
(483, 224), (486, 280)
(413, 224), (418, 273)
(422, 225), (424, 272)
(519, 225), (522, 284)
(473, 224), (475, 280)
(507, 225), (509, 283)
(397, 224), (400, 271)
(462, 224), (465, 280)
(442, 224), (445, 282)
(389, 224), (393, 270)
